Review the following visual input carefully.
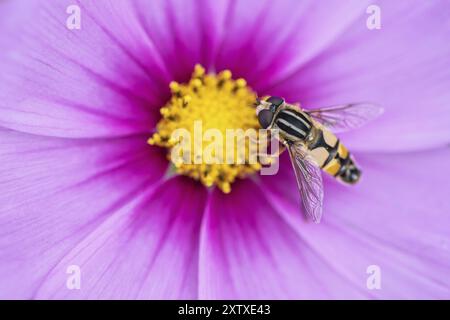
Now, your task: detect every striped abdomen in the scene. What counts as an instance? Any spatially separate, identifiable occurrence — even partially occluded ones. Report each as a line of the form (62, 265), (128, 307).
(307, 126), (361, 184)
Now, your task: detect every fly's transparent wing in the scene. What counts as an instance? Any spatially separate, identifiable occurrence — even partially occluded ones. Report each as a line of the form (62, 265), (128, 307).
(287, 143), (324, 223)
(307, 103), (383, 133)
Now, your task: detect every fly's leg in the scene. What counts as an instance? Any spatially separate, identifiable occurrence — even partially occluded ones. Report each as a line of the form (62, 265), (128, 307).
(258, 141), (286, 165)
(234, 131), (287, 165)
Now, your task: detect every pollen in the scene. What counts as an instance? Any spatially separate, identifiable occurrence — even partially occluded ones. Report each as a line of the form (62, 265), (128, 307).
(149, 65), (262, 193)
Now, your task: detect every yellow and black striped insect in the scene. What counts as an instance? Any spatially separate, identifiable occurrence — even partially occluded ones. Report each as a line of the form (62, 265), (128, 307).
(256, 96), (383, 223)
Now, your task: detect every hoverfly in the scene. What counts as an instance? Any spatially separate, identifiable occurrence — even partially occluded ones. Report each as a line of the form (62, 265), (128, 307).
(256, 96), (383, 223)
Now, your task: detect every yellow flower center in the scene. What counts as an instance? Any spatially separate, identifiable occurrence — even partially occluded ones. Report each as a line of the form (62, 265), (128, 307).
(149, 65), (262, 193)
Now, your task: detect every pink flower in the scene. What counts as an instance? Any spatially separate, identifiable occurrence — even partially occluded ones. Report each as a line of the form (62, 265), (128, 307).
(0, 0), (449, 299)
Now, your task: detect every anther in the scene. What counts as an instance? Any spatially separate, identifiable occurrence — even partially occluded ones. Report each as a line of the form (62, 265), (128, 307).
(149, 65), (262, 193)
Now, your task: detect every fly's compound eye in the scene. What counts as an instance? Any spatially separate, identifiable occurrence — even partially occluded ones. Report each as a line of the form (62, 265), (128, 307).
(258, 109), (274, 129)
(266, 96), (285, 111)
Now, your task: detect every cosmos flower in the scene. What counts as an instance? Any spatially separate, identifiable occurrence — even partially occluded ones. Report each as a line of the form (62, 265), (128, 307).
(0, 0), (449, 299)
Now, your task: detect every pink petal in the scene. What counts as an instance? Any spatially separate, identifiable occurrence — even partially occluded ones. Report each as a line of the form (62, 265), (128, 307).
(32, 177), (207, 299)
(0, 0), (231, 138)
(214, 0), (369, 89)
(267, 1), (450, 152)
(0, 0), (38, 57)
(133, 0), (229, 78)
(199, 179), (365, 299)
(0, 129), (169, 298)
(0, 0), (171, 138)
(262, 149), (450, 298)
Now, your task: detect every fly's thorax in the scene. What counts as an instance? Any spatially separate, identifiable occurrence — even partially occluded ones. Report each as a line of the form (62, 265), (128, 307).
(272, 106), (313, 143)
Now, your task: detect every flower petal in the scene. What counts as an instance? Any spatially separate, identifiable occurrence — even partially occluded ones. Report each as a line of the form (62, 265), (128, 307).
(0, 0), (38, 57)
(262, 149), (450, 298)
(0, 128), (169, 298)
(214, 0), (369, 89)
(0, 0), (174, 138)
(267, 1), (450, 152)
(199, 179), (365, 299)
(133, 0), (229, 78)
(31, 176), (207, 299)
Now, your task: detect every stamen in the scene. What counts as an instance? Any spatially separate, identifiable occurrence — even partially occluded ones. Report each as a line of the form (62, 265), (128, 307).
(149, 65), (262, 193)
